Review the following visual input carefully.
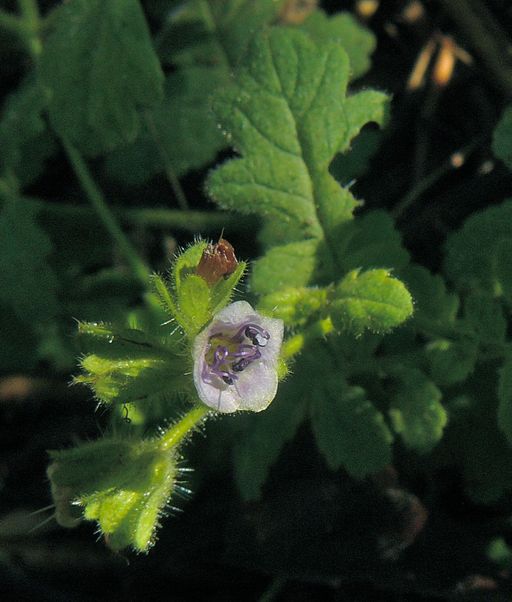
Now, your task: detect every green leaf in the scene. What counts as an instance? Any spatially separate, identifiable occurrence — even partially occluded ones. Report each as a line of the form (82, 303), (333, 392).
(250, 239), (320, 294)
(105, 67), (226, 184)
(0, 75), (55, 186)
(331, 269), (413, 335)
(208, 28), (366, 259)
(160, 0), (285, 68)
(39, 0), (164, 155)
(48, 436), (178, 552)
(492, 105), (512, 170)
(310, 381), (393, 477)
(389, 369), (447, 453)
(258, 286), (328, 327)
(498, 351), (512, 445)
(463, 291), (506, 347)
(300, 10), (376, 79)
(233, 391), (307, 500)
(340, 210), (410, 272)
(426, 338), (477, 386)
(401, 265), (459, 331)
(0, 195), (59, 323)
(493, 237), (512, 301)
(444, 199), (512, 292)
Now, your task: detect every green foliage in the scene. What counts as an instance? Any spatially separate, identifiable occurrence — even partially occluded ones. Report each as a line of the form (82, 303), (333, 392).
(300, 10), (376, 79)
(39, 0), (164, 155)
(48, 435), (178, 552)
(0, 194), (59, 323)
(492, 105), (512, 169)
(331, 269), (413, 335)
(75, 322), (189, 406)
(0, 76), (54, 186)
(444, 200), (512, 293)
(498, 350), (512, 445)
(310, 381), (393, 477)
(389, 369), (446, 453)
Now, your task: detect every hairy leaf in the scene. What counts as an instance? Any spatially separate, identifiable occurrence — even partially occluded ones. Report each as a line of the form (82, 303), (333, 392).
(331, 269), (413, 335)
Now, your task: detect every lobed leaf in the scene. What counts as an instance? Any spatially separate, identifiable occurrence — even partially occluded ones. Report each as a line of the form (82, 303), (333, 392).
(389, 370), (447, 453)
(310, 382), (393, 477)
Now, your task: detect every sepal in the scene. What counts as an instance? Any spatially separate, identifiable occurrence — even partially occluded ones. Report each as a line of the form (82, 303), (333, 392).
(47, 435), (179, 552)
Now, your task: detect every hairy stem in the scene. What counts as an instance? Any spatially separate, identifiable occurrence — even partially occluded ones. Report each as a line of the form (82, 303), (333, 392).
(25, 197), (256, 233)
(61, 137), (151, 287)
(159, 404), (210, 451)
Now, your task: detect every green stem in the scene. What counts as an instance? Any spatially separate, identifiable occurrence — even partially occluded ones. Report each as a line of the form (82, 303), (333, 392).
(25, 197), (257, 233)
(0, 9), (27, 36)
(198, 0), (232, 71)
(392, 138), (482, 219)
(282, 317), (333, 361)
(17, 0), (41, 58)
(439, 0), (512, 97)
(159, 404), (210, 451)
(61, 137), (151, 287)
(144, 112), (189, 210)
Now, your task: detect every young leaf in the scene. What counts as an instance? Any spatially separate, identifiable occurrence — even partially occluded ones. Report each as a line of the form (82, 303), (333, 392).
(0, 195), (59, 323)
(310, 382), (393, 477)
(39, 0), (164, 155)
(492, 105), (512, 170)
(331, 269), (413, 335)
(389, 370), (447, 453)
(258, 286), (328, 327)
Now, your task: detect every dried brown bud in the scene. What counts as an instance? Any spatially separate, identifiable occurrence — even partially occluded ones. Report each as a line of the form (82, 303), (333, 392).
(196, 238), (238, 286)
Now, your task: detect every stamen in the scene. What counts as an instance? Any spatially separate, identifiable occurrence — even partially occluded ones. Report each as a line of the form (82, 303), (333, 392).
(244, 325), (270, 347)
(203, 324), (269, 386)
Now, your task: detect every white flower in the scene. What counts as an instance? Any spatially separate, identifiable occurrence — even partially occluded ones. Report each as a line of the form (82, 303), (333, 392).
(193, 301), (284, 413)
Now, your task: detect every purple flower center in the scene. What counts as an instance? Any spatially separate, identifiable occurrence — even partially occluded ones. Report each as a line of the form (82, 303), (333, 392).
(202, 322), (270, 387)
